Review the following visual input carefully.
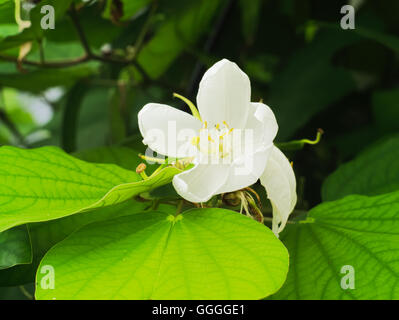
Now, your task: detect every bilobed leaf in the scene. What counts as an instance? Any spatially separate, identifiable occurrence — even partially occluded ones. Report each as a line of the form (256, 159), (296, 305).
(36, 208), (289, 300)
(272, 191), (399, 300)
(0, 146), (181, 232)
(0, 225), (32, 270)
(322, 135), (399, 201)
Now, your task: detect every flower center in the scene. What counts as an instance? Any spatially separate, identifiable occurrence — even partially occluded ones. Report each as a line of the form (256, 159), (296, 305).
(191, 121), (235, 160)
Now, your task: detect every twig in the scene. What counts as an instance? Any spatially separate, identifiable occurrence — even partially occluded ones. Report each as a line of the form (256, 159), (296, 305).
(130, 0), (158, 61)
(69, 6), (92, 56)
(0, 54), (90, 68)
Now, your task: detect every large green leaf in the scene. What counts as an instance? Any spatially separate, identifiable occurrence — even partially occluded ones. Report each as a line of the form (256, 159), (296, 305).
(322, 135), (399, 201)
(0, 146), (181, 232)
(0, 225), (31, 270)
(36, 208), (289, 299)
(273, 191), (399, 300)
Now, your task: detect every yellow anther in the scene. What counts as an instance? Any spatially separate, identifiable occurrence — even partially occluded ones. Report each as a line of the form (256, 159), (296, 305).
(203, 121), (208, 129)
(136, 163), (147, 174)
(229, 128), (234, 133)
(191, 136), (200, 146)
(208, 135), (214, 142)
(215, 123), (220, 130)
(136, 163), (148, 179)
(290, 161), (294, 168)
(223, 121), (229, 128)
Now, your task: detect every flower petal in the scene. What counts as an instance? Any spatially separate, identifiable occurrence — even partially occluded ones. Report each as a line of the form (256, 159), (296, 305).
(138, 103), (202, 158)
(172, 163), (230, 203)
(260, 146), (297, 236)
(197, 59), (251, 129)
(216, 145), (273, 194)
(245, 102), (278, 148)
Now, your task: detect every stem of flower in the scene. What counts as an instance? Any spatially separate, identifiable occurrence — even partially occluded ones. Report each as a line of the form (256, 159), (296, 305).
(176, 200), (184, 215)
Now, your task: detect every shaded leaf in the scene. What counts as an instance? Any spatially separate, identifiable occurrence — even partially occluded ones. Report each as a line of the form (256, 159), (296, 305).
(0, 225), (31, 270)
(322, 135), (399, 201)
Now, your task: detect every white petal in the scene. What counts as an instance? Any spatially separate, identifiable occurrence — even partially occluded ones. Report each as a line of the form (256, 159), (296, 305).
(260, 146), (297, 236)
(216, 145), (273, 194)
(172, 163), (230, 203)
(197, 59), (251, 129)
(138, 103), (202, 158)
(244, 102), (278, 147)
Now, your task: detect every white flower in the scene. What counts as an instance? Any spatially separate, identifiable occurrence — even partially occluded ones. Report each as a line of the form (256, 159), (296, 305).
(138, 59), (296, 234)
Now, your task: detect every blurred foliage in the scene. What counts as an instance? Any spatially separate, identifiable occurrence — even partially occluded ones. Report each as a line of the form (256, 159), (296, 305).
(0, 0), (398, 299)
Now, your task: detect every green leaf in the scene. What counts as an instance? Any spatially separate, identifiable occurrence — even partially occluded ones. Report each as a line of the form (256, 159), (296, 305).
(0, 225), (32, 270)
(268, 29), (357, 140)
(60, 81), (88, 153)
(0, 146), (181, 232)
(273, 191), (399, 299)
(372, 89), (399, 134)
(103, 0), (151, 22)
(238, 0), (263, 45)
(322, 135), (399, 201)
(74, 146), (143, 171)
(36, 208), (288, 299)
(136, 0), (223, 80)
(0, 0), (75, 52)
(0, 200), (156, 286)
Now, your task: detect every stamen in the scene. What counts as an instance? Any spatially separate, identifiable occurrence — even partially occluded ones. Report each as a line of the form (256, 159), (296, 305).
(191, 136), (200, 145)
(223, 121), (229, 128)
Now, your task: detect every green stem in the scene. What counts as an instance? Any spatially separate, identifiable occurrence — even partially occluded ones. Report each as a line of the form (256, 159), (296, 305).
(176, 200), (184, 216)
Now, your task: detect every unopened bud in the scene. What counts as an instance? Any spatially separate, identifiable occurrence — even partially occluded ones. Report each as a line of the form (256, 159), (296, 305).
(222, 192), (241, 207)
